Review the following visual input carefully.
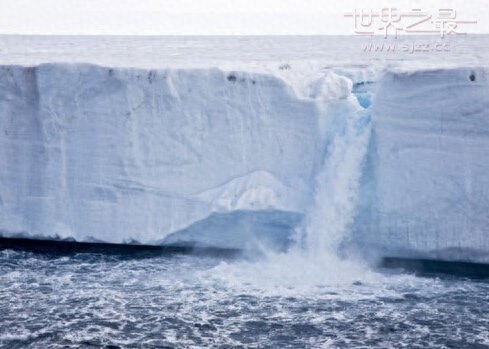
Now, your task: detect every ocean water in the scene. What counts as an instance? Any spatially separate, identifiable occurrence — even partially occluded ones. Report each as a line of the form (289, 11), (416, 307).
(1, 249), (489, 349)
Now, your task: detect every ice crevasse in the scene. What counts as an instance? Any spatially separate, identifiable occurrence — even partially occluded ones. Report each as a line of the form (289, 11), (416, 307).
(0, 63), (488, 262)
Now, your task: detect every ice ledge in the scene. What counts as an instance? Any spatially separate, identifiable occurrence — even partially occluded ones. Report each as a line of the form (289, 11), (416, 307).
(353, 66), (489, 263)
(160, 209), (302, 251)
(1, 61), (489, 263)
(0, 63), (350, 245)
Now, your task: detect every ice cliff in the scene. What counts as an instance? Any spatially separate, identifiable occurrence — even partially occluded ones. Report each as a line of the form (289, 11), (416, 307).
(0, 64), (350, 248)
(356, 67), (489, 262)
(0, 62), (488, 262)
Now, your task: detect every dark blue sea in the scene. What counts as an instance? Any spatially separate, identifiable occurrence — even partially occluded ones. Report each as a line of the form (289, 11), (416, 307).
(1, 249), (488, 348)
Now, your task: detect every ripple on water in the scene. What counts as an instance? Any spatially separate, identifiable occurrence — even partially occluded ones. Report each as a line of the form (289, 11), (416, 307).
(1, 250), (489, 348)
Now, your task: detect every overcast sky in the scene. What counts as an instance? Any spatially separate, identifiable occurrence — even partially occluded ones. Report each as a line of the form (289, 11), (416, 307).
(0, 0), (487, 35)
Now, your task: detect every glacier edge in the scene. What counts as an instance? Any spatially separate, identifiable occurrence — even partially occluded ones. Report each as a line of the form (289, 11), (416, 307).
(1, 63), (489, 262)
(0, 63), (346, 247)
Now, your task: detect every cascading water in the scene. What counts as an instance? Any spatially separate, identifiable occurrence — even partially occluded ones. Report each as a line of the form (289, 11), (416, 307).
(301, 91), (371, 259)
(206, 74), (377, 292)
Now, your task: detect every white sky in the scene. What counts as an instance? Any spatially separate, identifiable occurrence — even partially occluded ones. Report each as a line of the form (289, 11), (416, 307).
(0, 0), (488, 35)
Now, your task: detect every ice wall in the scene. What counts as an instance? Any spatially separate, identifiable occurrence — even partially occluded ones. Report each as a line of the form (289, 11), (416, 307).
(1, 62), (489, 262)
(356, 67), (489, 262)
(0, 64), (356, 247)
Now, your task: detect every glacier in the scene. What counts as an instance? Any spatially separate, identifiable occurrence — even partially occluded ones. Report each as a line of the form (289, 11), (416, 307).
(0, 64), (349, 250)
(355, 67), (489, 262)
(1, 36), (489, 263)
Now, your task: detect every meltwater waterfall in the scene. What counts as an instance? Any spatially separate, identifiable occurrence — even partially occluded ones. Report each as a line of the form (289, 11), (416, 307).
(301, 93), (371, 259)
(212, 79), (377, 292)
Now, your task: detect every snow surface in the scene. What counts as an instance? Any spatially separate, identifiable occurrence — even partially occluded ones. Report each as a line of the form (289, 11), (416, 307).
(1, 36), (489, 262)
